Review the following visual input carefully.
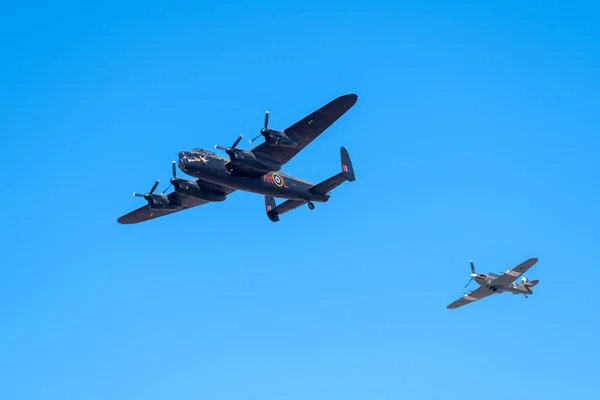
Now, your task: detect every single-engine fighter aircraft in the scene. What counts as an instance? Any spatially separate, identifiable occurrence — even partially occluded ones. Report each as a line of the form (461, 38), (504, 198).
(446, 258), (540, 309)
(117, 93), (358, 224)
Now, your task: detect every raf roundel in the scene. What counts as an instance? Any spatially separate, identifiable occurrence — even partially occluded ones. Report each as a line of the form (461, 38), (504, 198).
(272, 173), (284, 187)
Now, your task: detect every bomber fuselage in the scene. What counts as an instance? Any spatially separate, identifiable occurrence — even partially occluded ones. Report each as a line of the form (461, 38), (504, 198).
(177, 150), (330, 202)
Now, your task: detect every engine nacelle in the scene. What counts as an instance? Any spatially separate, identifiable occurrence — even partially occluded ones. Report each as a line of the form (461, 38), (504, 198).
(146, 193), (183, 210)
(228, 149), (282, 173)
(172, 179), (226, 202)
(262, 129), (298, 147)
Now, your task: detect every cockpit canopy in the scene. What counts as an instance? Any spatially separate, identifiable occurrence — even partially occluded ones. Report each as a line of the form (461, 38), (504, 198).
(191, 148), (216, 156)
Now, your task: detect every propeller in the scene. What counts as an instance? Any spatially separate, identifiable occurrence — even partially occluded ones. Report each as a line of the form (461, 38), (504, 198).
(158, 161), (181, 193)
(215, 135), (243, 156)
(133, 179), (160, 201)
(250, 111), (270, 143)
(464, 260), (477, 288)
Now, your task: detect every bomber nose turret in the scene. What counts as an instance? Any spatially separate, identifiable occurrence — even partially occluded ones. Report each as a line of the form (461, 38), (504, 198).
(177, 151), (188, 169)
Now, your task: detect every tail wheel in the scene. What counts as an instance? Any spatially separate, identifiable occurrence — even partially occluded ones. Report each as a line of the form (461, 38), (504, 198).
(308, 202), (315, 210)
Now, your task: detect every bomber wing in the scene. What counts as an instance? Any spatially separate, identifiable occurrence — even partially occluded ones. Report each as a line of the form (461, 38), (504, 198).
(487, 257), (539, 287)
(118, 180), (235, 224)
(250, 94), (358, 166)
(447, 286), (495, 309)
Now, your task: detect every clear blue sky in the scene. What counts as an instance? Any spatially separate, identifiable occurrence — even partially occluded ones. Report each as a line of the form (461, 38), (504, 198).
(1, 1), (599, 398)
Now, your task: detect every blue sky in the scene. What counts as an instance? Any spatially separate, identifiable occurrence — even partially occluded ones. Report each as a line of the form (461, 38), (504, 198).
(1, 1), (599, 398)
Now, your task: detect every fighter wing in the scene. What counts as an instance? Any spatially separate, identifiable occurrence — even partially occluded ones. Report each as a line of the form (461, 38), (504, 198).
(488, 257), (539, 287)
(446, 286), (495, 309)
(117, 180), (236, 224)
(250, 94), (358, 166)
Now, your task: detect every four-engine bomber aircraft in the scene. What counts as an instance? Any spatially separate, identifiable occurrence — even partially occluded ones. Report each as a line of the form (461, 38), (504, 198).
(118, 94), (358, 224)
(447, 258), (540, 309)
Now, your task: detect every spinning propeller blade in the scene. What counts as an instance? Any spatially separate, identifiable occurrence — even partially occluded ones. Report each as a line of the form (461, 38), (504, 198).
(162, 161), (180, 193)
(464, 260), (476, 288)
(150, 180), (159, 194)
(215, 135), (243, 153)
(133, 179), (160, 199)
(232, 135), (243, 148)
(250, 111), (270, 143)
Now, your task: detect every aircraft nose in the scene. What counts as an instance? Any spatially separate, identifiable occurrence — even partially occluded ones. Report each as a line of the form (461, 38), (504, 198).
(178, 158), (187, 169)
(470, 273), (477, 278)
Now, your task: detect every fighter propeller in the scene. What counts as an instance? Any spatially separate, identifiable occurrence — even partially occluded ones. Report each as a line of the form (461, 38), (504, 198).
(464, 260), (477, 288)
(249, 111), (298, 146)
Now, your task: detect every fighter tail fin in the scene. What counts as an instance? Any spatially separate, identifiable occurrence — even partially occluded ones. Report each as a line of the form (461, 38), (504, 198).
(524, 279), (539, 294)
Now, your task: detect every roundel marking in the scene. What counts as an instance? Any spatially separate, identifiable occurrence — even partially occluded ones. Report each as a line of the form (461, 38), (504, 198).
(272, 173), (284, 187)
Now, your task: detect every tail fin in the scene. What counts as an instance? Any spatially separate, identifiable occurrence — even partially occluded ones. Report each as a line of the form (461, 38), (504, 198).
(340, 146), (355, 182)
(525, 279), (539, 289)
(264, 195), (280, 222)
(264, 195), (308, 222)
(308, 146), (356, 195)
(524, 279), (539, 294)
(263, 147), (355, 222)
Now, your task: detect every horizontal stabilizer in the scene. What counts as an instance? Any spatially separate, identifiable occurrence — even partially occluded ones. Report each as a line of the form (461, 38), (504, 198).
(524, 278), (539, 295)
(265, 195), (306, 222)
(309, 173), (345, 195)
(308, 146), (356, 195)
(525, 279), (540, 287)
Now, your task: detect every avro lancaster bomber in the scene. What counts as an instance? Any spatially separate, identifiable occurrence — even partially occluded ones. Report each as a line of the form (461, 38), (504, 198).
(118, 94), (358, 224)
